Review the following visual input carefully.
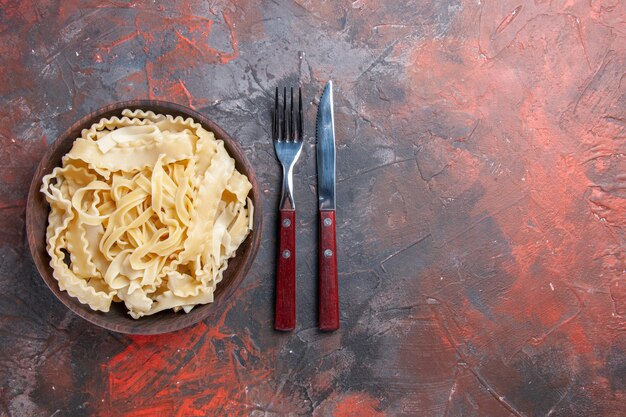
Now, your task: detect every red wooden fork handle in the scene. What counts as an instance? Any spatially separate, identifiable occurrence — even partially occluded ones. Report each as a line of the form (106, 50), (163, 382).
(319, 210), (339, 331)
(275, 209), (296, 331)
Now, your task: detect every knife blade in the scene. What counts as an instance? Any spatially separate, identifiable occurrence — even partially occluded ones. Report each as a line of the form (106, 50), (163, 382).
(316, 80), (339, 331)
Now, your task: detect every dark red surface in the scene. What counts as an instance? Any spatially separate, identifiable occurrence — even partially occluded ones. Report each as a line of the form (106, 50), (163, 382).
(319, 210), (339, 331)
(276, 209), (296, 331)
(0, 0), (625, 416)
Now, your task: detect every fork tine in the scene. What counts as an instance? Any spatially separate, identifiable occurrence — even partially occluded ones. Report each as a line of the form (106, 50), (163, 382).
(298, 87), (303, 141)
(282, 87), (287, 141)
(273, 87), (278, 140)
(289, 87), (295, 141)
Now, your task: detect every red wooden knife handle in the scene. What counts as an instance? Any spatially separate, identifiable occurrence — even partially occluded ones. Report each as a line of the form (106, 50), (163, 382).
(319, 210), (339, 331)
(275, 209), (296, 331)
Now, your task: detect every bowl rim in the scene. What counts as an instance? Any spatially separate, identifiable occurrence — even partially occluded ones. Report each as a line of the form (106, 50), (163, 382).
(25, 99), (263, 334)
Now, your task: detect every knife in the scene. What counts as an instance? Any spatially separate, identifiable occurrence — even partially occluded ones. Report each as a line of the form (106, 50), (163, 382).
(316, 80), (339, 331)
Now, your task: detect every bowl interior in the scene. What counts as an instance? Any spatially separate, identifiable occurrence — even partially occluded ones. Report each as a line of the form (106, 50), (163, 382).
(26, 100), (263, 334)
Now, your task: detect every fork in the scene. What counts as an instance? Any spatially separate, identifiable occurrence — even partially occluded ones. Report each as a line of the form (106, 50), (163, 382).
(273, 86), (303, 331)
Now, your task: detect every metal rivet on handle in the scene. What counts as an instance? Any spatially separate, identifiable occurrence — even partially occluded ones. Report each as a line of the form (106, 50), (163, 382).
(323, 218), (332, 227)
(282, 250), (291, 259)
(282, 218), (291, 227)
(324, 249), (333, 257)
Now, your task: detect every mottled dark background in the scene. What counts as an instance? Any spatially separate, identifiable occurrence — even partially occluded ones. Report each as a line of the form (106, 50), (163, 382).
(1, 0), (625, 416)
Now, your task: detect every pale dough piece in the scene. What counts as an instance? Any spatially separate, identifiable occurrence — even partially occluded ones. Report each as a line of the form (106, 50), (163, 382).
(41, 109), (253, 318)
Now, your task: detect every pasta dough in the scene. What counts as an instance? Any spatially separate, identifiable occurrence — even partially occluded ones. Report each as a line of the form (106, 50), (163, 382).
(41, 109), (254, 319)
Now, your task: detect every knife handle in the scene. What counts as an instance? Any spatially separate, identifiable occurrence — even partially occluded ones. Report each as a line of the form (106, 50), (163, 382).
(275, 209), (296, 331)
(319, 210), (339, 331)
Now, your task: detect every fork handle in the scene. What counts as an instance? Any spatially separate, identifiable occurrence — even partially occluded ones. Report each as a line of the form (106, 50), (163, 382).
(275, 209), (296, 331)
(319, 210), (339, 331)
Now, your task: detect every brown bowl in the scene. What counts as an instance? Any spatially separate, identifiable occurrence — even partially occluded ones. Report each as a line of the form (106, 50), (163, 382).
(26, 100), (263, 334)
